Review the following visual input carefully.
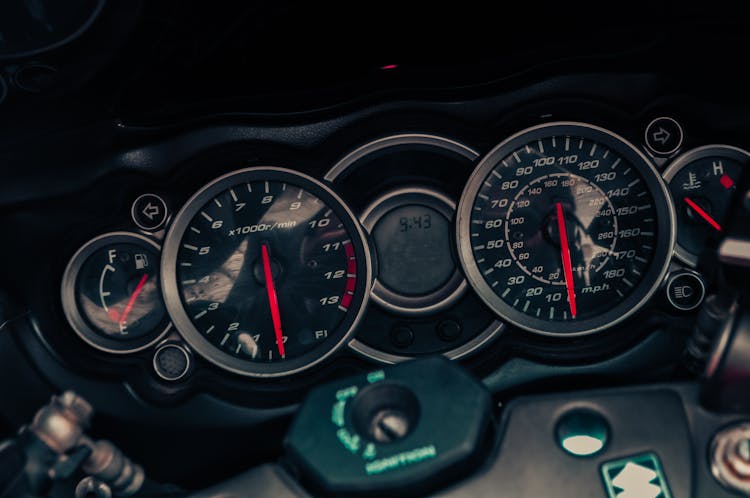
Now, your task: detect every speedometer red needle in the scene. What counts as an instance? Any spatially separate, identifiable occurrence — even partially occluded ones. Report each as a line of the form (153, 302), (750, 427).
(261, 244), (285, 358)
(119, 274), (149, 325)
(556, 202), (578, 319)
(684, 197), (722, 232)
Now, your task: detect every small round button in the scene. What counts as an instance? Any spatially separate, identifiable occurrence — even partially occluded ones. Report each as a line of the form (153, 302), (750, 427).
(153, 343), (191, 381)
(666, 271), (706, 311)
(437, 320), (462, 342)
(390, 326), (415, 348)
(645, 117), (684, 156)
(131, 193), (168, 231)
(556, 408), (609, 457)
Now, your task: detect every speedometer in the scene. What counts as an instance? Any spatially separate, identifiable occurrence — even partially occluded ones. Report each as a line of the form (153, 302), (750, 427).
(457, 122), (675, 336)
(161, 167), (372, 377)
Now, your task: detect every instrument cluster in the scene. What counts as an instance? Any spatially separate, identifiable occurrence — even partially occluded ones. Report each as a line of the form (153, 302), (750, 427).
(54, 116), (747, 395)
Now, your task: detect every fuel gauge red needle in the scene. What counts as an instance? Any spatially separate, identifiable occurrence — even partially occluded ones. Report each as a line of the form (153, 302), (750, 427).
(556, 202), (578, 319)
(118, 273), (149, 326)
(684, 197), (722, 232)
(261, 244), (285, 358)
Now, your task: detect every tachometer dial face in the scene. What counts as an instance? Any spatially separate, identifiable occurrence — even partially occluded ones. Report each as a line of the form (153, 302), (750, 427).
(663, 145), (749, 266)
(457, 122), (675, 336)
(61, 232), (171, 353)
(161, 167), (372, 377)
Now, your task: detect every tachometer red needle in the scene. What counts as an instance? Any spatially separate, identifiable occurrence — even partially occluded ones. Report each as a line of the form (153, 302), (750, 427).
(119, 274), (149, 325)
(556, 202), (577, 319)
(684, 197), (722, 232)
(261, 244), (285, 358)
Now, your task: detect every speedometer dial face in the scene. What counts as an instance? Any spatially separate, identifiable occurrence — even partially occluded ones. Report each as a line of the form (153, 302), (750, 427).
(457, 123), (675, 336)
(161, 167), (372, 377)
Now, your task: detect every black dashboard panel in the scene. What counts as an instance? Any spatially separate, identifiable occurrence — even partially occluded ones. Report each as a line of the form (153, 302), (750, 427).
(1, 0), (749, 490)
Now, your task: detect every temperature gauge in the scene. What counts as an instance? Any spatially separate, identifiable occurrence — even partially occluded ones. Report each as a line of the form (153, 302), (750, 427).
(62, 232), (171, 353)
(663, 145), (749, 266)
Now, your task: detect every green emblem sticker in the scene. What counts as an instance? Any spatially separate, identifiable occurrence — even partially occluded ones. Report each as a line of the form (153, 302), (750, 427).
(601, 452), (672, 498)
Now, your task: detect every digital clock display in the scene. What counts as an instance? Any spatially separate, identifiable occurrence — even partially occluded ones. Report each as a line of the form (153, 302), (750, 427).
(372, 205), (454, 296)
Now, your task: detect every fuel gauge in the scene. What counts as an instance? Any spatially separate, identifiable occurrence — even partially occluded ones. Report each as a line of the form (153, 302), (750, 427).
(664, 145), (749, 266)
(62, 232), (171, 353)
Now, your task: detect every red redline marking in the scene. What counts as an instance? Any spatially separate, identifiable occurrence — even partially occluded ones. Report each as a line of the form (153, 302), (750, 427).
(556, 202), (578, 319)
(261, 244), (285, 358)
(684, 197), (722, 232)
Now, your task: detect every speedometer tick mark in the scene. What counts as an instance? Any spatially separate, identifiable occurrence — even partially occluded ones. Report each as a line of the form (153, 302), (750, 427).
(623, 167), (632, 175)
(590, 144), (597, 156)
(502, 288), (511, 298)
(616, 290), (624, 298)
(638, 204), (652, 210)
(623, 278), (634, 288)
(611, 158), (621, 169)
(565, 137), (570, 151)
(603, 150), (610, 158)
(478, 193), (489, 200)
(484, 181), (492, 187)
(264, 181), (269, 193)
(492, 281), (499, 288)
(183, 244), (198, 251)
(338, 305), (348, 312)
(513, 152), (521, 163)
(492, 170), (503, 179)
(200, 211), (213, 222)
(523, 300), (530, 312)
(180, 262), (192, 266)
(230, 189), (238, 202)
(473, 244), (485, 250)
(214, 199), (223, 207)
(483, 268), (494, 275)
(635, 256), (648, 263)
(194, 310), (207, 319)
(538, 140), (545, 153)
(190, 227), (201, 234)
(628, 179), (641, 187)
(513, 298), (519, 307)
(206, 325), (215, 334)
(220, 333), (230, 346)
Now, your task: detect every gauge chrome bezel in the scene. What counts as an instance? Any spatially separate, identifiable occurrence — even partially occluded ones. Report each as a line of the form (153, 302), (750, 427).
(161, 167), (373, 378)
(326, 133), (504, 362)
(456, 122), (676, 337)
(61, 232), (173, 354)
(662, 144), (750, 267)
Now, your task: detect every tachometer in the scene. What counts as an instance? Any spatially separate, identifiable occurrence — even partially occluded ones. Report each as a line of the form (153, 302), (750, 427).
(457, 122), (675, 336)
(161, 167), (372, 377)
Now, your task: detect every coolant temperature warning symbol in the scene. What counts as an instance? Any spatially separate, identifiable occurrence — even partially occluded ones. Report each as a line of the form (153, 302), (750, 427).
(601, 453), (672, 498)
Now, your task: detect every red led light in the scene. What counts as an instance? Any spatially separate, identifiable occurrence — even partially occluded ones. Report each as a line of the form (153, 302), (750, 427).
(380, 64), (398, 70)
(720, 174), (735, 189)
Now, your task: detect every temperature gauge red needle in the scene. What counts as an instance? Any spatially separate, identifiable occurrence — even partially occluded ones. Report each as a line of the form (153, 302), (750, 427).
(684, 197), (722, 232)
(556, 202), (578, 319)
(261, 244), (285, 358)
